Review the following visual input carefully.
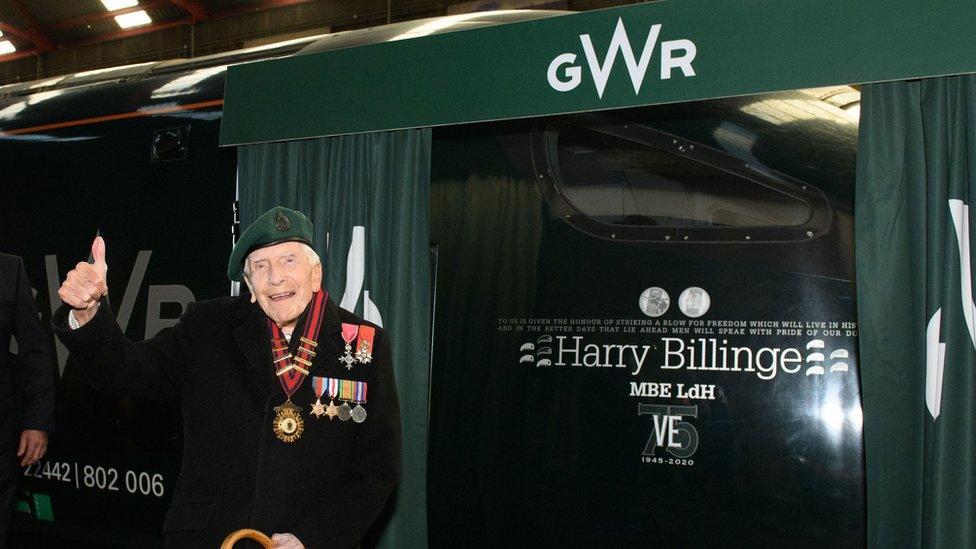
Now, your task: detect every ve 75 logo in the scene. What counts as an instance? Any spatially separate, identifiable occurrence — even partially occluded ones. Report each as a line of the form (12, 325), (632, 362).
(638, 404), (699, 458)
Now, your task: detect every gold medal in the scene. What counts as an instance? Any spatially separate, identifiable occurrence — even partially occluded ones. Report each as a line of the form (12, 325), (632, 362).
(310, 398), (326, 418)
(325, 400), (340, 420)
(272, 401), (305, 443)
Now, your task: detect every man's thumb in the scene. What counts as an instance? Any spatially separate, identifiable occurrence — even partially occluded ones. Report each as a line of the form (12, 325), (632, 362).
(92, 235), (108, 275)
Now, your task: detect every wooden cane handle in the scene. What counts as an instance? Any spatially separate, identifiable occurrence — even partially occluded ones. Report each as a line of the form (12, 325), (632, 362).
(220, 528), (273, 548)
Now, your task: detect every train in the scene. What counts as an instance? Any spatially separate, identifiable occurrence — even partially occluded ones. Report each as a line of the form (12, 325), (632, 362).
(1, 10), (863, 547)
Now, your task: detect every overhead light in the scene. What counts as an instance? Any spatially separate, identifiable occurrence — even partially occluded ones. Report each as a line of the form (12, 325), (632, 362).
(0, 41), (16, 55)
(0, 29), (4, 37)
(115, 10), (152, 29)
(101, 0), (139, 10)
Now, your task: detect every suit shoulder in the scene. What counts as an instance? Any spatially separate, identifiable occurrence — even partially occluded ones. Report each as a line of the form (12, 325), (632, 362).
(0, 252), (21, 269)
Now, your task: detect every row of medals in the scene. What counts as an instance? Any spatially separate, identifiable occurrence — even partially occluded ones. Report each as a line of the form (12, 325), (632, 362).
(331, 338), (371, 423)
(274, 338), (371, 443)
(311, 395), (365, 423)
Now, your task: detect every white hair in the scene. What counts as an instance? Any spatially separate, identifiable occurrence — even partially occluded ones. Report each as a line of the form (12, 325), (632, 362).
(242, 242), (320, 281)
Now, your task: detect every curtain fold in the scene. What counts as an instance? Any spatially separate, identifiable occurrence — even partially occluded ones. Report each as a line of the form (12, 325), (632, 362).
(856, 76), (976, 548)
(238, 129), (432, 548)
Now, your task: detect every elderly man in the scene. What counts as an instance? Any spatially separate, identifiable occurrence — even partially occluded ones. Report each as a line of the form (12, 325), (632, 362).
(53, 207), (401, 548)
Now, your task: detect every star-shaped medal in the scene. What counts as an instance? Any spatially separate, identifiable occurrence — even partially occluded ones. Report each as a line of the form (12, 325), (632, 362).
(311, 398), (326, 418)
(339, 343), (356, 369)
(325, 400), (339, 420)
(355, 341), (372, 364)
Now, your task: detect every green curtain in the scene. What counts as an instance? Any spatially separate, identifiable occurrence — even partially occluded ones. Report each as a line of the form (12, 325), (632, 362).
(238, 129), (431, 548)
(856, 76), (976, 548)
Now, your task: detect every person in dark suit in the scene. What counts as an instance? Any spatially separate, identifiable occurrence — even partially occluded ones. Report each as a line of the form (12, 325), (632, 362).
(0, 253), (55, 545)
(52, 207), (401, 549)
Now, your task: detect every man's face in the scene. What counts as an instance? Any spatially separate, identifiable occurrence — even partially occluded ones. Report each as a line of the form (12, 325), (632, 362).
(245, 241), (322, 328)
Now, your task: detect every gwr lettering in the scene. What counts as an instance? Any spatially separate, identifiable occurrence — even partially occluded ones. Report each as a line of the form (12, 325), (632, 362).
(547, 18), (697, 97)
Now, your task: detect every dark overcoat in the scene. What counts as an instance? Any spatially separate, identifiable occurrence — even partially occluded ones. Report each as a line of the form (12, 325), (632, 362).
(52, 293), (400, 548)
(0, 253), (55, 541)
(0, 253), (55, 435)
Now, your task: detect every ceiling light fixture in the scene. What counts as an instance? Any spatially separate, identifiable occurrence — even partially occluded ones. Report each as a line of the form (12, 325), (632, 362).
(0, 41), (16, 55)
(115, 10), (153, 29)
(101, 0), (139, 10)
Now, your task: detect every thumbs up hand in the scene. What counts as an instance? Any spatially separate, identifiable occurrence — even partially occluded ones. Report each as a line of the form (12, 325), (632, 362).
(91, 234), (107, 281)
(58, 236), (110, 327)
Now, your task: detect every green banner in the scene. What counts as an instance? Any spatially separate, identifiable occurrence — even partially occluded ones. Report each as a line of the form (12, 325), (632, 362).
(221, 0), (976, 146)
(856, 76), (976, 548)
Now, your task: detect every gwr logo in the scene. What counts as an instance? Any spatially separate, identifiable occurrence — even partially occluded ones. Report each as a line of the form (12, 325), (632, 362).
(547, 18), (697, 98)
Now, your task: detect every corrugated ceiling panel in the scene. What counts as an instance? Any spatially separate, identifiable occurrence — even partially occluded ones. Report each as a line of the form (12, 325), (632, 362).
(49, 4), (188, 44)
(28, 0), (105, 25)
(0, 1), (28, 29)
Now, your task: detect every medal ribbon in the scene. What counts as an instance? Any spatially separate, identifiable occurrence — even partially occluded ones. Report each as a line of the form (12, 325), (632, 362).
(354, 381), (367, 403)
(311, 376), (326, 399)
(341, 323), (359, 346)
(339, 379), (355, 402)
(327, 377), (339, 400)
(269, 290), (328, 398)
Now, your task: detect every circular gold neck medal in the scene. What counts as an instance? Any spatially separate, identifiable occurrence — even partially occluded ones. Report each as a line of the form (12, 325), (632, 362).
(273, 401), (305, 443)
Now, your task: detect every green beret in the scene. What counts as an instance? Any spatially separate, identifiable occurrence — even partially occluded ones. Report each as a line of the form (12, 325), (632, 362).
(227, 206), (313, 281)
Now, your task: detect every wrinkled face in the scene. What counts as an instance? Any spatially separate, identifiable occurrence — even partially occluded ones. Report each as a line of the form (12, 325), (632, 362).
(244, 241), (322, 329)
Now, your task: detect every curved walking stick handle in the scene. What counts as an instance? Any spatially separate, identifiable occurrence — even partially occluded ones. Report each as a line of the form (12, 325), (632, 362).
(221, 528), (273, 548)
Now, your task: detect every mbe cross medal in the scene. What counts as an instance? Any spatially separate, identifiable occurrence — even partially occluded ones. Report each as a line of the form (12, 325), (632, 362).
(340, 323), (359, 369)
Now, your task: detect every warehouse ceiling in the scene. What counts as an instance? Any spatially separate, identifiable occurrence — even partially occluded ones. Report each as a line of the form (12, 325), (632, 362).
(0, 0), (627, 86)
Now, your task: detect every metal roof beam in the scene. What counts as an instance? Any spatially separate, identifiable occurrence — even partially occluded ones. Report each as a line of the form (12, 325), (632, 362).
(0, 48), (39, 62)
(48, 1), (169, 32)
(215, 0), (317, 20)
(164, 0), (209, 23)
(70, 17), (192, 47)
(9, 0), (56, 52)
(3, 0), (318, 63)
(0, 21), (31, 41)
